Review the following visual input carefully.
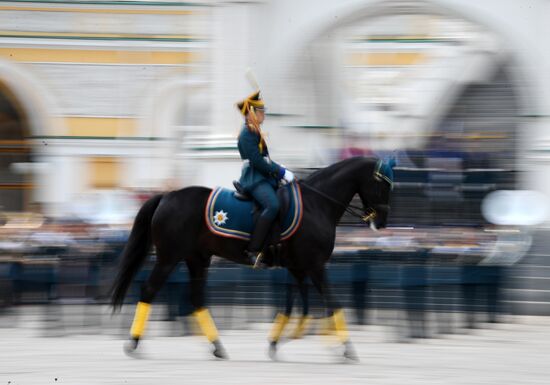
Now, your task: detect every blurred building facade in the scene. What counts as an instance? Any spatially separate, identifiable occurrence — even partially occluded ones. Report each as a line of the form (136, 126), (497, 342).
(0, 0), (213, 217)
(0, 0), (548, 220)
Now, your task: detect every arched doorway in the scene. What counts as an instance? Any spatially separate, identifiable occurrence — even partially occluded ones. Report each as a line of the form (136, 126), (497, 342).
(277, 2), (527, 171)
(277, 2), (527, 227)
(140, 78), (212, 188)
(428, 66), (520, 170)
(0, 83), (31, 212)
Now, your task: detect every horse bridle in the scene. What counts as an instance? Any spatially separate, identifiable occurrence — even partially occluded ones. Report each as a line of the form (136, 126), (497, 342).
(297, 179), (382, 224)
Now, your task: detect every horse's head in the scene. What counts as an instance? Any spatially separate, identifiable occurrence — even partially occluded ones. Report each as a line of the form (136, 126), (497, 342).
(358, 158), (394, 230)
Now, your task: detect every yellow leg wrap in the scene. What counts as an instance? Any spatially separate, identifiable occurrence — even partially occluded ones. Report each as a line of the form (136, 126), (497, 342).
(318, 316), (335, 336)
(269, 313), (290, 342)
(193, 308), (219, 342)
(333, 309), (349, 343)
(290, 315), (312, 339)
(130, 301), (151, 339)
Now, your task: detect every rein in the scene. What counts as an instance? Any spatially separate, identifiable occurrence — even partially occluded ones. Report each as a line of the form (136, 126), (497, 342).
(297, 180), (376, 223)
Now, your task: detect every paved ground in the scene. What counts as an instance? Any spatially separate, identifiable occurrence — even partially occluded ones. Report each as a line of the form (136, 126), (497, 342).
(1, 312), (549, 385)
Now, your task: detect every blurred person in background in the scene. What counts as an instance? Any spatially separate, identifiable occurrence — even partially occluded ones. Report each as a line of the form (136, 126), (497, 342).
(236, 90), (295, 267)
(339, 129), (374, 160)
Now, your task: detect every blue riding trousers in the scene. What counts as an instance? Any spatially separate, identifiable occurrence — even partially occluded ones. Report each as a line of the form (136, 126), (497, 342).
(250, 181), (280, 221)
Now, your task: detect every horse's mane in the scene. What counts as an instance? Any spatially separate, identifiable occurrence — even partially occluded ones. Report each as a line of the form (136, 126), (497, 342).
(304, 156), (378, 185)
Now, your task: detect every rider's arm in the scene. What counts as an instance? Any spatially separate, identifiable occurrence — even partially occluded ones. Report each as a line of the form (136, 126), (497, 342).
(240, 131), (284, 179)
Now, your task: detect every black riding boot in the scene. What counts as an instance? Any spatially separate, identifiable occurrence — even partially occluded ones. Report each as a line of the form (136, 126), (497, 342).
(246, 216), (273, 269)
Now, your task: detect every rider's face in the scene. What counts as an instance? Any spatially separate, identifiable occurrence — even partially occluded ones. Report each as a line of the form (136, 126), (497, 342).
(246, 108), (265, 130)
(253, 109), (265, 125)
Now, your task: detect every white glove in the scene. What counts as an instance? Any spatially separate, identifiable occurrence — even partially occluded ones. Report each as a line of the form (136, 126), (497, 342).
(283, 169), (295, 183)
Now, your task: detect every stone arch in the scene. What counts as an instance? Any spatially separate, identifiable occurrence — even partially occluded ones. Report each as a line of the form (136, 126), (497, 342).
(137, 75), (212, 187)
(140, 76), (211, 139)
(0, 78), (32, 211)
(0, 60), (61, 211)
(265, 0), (529, 169)
(270, 0), (533, 115)
(0, 59), (60, 138)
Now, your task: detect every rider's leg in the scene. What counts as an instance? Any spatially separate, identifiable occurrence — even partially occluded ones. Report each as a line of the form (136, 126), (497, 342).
(247, 182), (279, 267)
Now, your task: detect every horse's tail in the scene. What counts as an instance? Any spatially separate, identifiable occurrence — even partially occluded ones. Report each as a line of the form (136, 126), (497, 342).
(110, 194), (163, 311)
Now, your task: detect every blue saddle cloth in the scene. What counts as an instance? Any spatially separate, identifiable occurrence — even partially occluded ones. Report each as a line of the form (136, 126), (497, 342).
(205, 182), (303, 241)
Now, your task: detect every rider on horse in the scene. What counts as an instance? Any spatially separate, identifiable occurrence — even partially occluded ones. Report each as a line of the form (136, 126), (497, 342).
(236, 90), (295, 267)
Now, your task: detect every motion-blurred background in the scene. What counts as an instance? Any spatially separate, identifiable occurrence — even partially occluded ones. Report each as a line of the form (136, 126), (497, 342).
(0, 0), (549, 340)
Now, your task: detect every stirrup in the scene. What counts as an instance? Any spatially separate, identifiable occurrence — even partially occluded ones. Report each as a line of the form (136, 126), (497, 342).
(246, 251), (266, 269)
(253, 252), (265, 269)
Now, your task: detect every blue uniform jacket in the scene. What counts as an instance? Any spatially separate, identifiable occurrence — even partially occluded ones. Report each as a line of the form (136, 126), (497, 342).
(237, 124), (283, 192)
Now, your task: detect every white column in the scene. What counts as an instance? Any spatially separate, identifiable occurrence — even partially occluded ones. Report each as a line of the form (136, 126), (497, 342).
(211, 3), (253, 136)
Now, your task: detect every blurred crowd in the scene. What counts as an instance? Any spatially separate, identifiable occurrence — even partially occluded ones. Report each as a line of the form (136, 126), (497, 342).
(0, 134), (538, 342)
(0, 205), (532, 341)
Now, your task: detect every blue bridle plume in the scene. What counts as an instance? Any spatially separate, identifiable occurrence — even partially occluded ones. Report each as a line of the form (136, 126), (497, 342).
(374, 157), (396, 188)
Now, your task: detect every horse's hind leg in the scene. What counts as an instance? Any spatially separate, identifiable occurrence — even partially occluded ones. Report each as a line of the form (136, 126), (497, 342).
(308, 265), (358, 362)
(186, 257), (228, 359)
(125, 257), (179, 355)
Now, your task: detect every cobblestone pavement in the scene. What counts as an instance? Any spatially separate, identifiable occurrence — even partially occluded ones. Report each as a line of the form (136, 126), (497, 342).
(1, 313), (549, 385)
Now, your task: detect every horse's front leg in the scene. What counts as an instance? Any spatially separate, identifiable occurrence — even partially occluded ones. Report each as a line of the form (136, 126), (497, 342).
(187, 257), (228, 359)
(309, 265), (358, 362)
(288, 271), (311, 340)
(268, 268), (307, 360)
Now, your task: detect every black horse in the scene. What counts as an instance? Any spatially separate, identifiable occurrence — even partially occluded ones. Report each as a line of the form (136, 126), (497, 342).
(111, 156), (393, 361)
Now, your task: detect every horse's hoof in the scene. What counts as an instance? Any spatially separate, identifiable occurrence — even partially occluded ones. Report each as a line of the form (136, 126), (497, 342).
(268, 341), (278, 361)
(343, 341), (359, 363)
(212, 340), (228, 360)
(123, 337), (140, 358)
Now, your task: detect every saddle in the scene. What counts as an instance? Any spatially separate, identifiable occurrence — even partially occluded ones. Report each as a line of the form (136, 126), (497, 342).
(233, 180), (288, 255)
(205, 181), (303, 266)
(232, 180), (250, 201)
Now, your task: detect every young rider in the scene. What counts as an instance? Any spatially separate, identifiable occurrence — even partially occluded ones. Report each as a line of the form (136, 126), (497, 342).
(236, 90), (295, 267)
